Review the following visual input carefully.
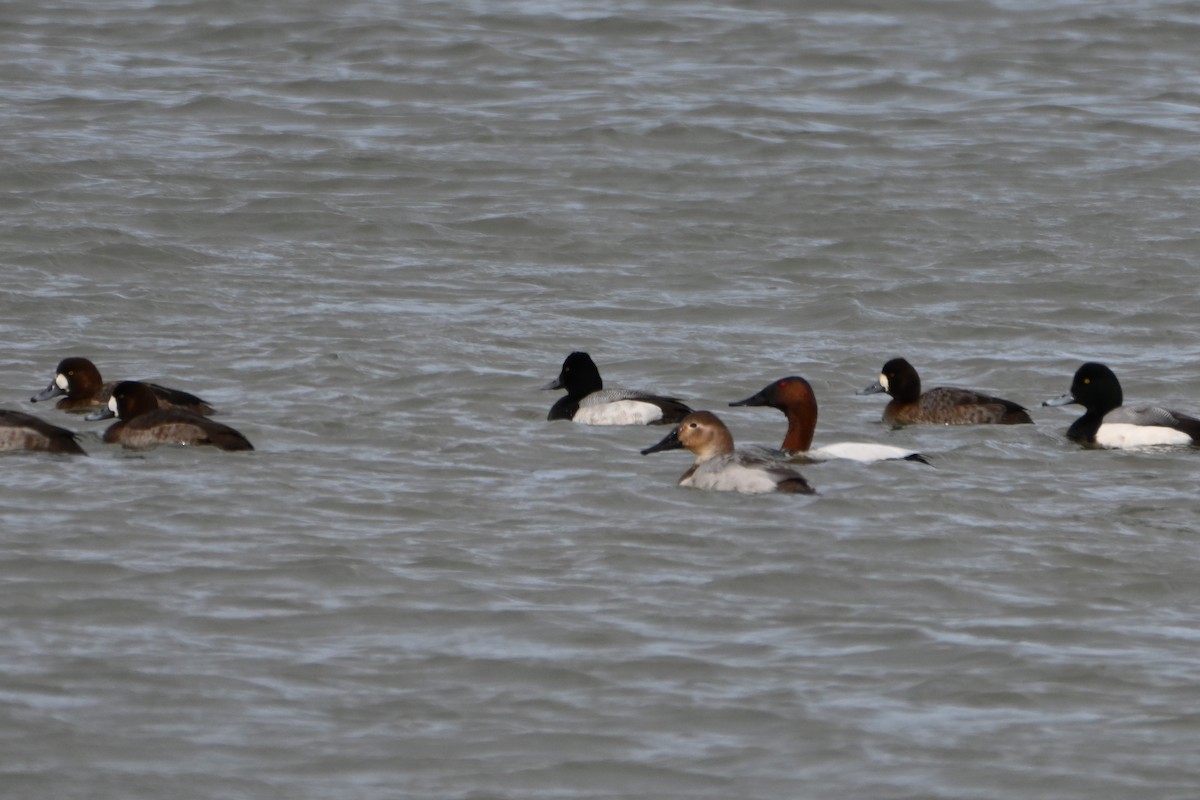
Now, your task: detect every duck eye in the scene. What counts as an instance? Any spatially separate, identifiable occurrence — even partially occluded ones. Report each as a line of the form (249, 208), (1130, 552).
(1083, 378), (1090, 385)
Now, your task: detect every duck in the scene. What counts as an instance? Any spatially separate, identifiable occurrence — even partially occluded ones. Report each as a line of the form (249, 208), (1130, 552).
(858, 358), (1032, 426)
(31, 357), (215, 415)
(730, 376), (928, 463)
(1043, 362), (1200, 448)
(544, 351), (692, 425)
(0, 409), (87, 455)
(641, 410), (814, 494)
(87, 381), (253, 451)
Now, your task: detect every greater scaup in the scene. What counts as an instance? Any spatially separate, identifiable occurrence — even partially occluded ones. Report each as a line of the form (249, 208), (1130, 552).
(859, 358), (1032, 426)
(0, 409), (87, 455)
(1043, 362), (1200, 448)
(31, 357), (215, 415)
(544, 351), (691, 425)
(641, 410), (813, 494)
(88, 381), (252, 451)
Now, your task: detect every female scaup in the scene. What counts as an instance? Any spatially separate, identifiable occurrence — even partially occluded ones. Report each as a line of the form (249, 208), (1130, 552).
(0, 409), (87, 455)
(32, 357), (215, 415)
(859, 358), (1032, 426)
(544, 351), (691, 425)
(731, 376), (928, 463)
(641, 410), (813, 494)
(1043, 362), (1200, 448)
(88, 381), (252, 451)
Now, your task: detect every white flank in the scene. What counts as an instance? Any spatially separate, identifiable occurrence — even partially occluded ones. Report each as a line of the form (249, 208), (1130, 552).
(809, 442), (916, 463)
(1094, 423), (1192, 449)
(573, 400), (662, 426)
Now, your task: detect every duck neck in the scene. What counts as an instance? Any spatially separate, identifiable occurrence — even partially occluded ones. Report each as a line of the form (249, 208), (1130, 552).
(780, 405), (816, 452)
(1066, 409), (1104, 443)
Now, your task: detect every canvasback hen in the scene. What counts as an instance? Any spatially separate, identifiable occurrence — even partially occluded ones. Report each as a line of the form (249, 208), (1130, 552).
(1043, 362), (1200, 448)
(859, 358), (1032, 426)
(31, 357), (215, 416)
(544, 351), (691, 425)
(730, 376), (928, 463)
(87, 381), (253, 451)
(641, 410), (814, 494)
(0, 409), (87, 455)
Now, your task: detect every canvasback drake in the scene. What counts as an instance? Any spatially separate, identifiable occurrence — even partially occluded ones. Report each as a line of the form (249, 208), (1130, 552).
(730, 376), (928, 464)
(1043, 362), (1200, 448)
(0, 409), (87, 455)
(87, 381), (252, 451)
(31, 357), (215, 415)
(543, 351), (692, 425)
(640, 410), (814, 495)
(858, 358), (1032, 426)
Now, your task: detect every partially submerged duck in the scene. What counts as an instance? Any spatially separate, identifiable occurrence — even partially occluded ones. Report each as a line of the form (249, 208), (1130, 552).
(0, 409), (87, 455)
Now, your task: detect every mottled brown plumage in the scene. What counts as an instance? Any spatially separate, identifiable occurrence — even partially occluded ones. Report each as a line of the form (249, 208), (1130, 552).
(861, 358), (1032, 426)
(0, 409), (87, 455)
(98, 382), (252, 451)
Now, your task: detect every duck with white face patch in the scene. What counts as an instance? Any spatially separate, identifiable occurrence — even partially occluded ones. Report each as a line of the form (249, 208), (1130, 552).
(31, 357), (215, 416)
(87, 381), (252, 452)
(858, 358), (1032, 426)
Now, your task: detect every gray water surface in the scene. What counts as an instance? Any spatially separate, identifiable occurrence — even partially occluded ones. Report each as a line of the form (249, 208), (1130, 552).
(3, 1), (1200, 798)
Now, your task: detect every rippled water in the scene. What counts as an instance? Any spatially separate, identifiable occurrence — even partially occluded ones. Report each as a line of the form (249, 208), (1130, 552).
(3, 1), (1200, 797)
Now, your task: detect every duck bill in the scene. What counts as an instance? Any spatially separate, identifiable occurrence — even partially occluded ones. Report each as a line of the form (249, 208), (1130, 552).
(1042, 393), (1077, 408)
(640, 426), (683, 456)
(541, 376), (564, 391)
(84, 408), (116, 421)
(31, 381), (66, 403)
(857, 381), (886, 396)
(729, 388), (768, 407)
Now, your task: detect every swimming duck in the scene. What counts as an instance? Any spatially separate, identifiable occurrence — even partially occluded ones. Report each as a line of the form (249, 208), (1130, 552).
(0, 409), (87, 455)
(1043, 362), (1200, 448)
(544, 351), (691, 425)
(88, 381), (252, 451)
(859, 358), (1032, 425)
(31, 357), (215, 415)
(731, 376), (928, 463)
(641, 410), (813, 494)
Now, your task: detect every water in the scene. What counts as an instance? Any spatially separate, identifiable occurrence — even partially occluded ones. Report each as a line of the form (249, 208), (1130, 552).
(3, 1), (1200, 797)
